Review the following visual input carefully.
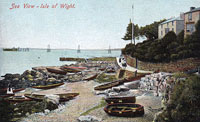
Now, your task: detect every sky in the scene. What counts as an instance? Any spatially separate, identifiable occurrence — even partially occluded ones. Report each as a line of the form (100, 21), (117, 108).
(0, 0), (199, 49)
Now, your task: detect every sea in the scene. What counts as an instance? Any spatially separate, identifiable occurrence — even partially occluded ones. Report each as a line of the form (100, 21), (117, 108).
(0, 48), (121, 76)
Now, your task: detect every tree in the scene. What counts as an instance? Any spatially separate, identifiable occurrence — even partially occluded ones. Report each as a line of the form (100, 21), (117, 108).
(122, 19), (140, 44)
(139, 19), (166, 40)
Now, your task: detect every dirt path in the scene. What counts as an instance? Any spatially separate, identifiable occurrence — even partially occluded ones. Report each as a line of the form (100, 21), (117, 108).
(20, 81), (102, 122)
(20, 81), (162, 122)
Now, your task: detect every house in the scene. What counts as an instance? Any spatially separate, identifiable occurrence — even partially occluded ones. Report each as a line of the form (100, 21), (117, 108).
(158, 15), (184, 39)
(184, 7), (200, 37)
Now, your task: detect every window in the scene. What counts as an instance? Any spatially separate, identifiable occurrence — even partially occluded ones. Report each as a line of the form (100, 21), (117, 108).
(188, 13), (192, 20)
(161, 31), (163, 36)
(161, 24), (163, 29)
(165, 28), (170, 34)
(167, 23), (169, 27)
(172, 28), (174, 32)
(186, 24), (195, 33)
(172, 21), (174, 26)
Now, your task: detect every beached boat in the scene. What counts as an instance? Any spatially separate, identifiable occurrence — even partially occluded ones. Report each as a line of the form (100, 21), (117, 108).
(84, 74), (98, 81)
(105, 96), (136, 104)
(106, 69), (116, 73)
(32, 82), (64, 90)
(61, 66), (86, 73)
(6, 96), (32, 103)
(0, 94), (14, 98)
(46, 67), (67, 75)
(62, 66), (87, 70)
(104, 103), (144, 117)
(124, 73), (150, 83)
(0, 88), (25, 93)
(94, 79), (124, 91)
(24, 93), (79, 102)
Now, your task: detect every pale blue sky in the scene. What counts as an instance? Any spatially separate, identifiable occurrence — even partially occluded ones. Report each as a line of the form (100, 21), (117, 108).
(0, 0), (199, 49)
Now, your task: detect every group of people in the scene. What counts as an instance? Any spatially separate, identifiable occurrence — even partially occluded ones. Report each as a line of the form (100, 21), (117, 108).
(119, 55), (127, 68)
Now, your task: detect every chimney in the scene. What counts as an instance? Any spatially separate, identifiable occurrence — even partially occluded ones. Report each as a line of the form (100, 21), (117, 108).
(180, 12), (184, 19)
(190, 7), (195, 11)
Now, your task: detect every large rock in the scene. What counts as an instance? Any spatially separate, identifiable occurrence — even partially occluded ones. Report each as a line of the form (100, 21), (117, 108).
(124, 80), (140, 89)
(78, 115), (102, 122)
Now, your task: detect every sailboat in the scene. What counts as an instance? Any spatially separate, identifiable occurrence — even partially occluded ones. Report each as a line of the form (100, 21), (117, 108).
(47, 44), (51, 52)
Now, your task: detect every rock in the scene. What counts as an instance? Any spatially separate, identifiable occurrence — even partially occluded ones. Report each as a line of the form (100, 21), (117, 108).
(47, 78), (57, 82)
(44, 94), (60, 105)
(78, 115), (102, 122)
(95, 91), (108, 95)
(112, 87), (120, 92)
(108, 92), (119, 97)
(124, 80), (140, 89)
(44, 109), (50, 114)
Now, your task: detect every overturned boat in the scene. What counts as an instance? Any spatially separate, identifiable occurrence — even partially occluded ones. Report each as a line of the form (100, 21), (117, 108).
(24, 93), (79, 102)
(32, 82), (64, 90)
(94, 79), (125, 91)
(104, 103), (144, 117)
(84, 74), (98, 81)
(61, 66), (86, 73)
(6, 96), (32, 103)
(46, 67), (67, 75)
(105, 96), (136, 104)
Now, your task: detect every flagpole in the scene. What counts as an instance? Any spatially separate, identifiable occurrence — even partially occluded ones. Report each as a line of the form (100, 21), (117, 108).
(132, 4), (135, 45)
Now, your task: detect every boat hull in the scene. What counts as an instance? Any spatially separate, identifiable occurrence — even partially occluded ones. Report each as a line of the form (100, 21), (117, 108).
(94, 79), (125, 91)
(32, 83), (64, 90)
(104, 103), (144, 117)
(105, 96), (136, 104)
(24, 93), (79, 102)
(46, 67), (67, 75)
(84, 74), (98, 81)
(6, 96), (32, 103)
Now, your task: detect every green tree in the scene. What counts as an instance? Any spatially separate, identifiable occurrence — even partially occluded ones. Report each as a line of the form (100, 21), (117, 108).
(122, 19), (140, 44)
(139, 19), (166, 40)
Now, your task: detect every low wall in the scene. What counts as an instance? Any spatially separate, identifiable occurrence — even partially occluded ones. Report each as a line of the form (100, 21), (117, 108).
(125, 55), (200, 72)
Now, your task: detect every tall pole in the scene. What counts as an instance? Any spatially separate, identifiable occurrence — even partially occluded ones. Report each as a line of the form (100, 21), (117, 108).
(132, 4), (135, 45)
(132, 4), (138, 69)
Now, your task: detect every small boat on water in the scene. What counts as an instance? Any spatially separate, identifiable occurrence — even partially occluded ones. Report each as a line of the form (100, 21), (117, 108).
(61, 66), (87, 73)
(104, 103), (144, 117)
(105, 96), (136, 104)
(6, 96), (32, 103)
(32, 82), (64, 90)
(84, 74), (98, 81)
(24, 93), (79, 102)
(46, 67), (67, 75)
(94, 79), (125, 91)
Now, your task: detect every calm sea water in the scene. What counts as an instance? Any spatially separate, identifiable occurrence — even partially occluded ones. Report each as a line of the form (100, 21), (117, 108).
(0, 48), (121, 76)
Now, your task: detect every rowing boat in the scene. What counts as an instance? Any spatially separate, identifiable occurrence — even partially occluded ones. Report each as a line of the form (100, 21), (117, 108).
(105, 96), (136, 104)
(24, 93), (79, 102)
(6, 96), (32, 103)
(84, 74), (98, 81)
(124, 72), (152, 83)
(61, 66), (86, 73)
(46, 67), (67, 75)
(94, 79), (124, 91)
(104, 103), (144, 117)
(0, 88), (25, 94)
(32, 82), (64, 90)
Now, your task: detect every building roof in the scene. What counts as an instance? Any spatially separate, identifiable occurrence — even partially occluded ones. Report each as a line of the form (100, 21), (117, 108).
(160, 17), (183, 25)
(185, 7), (200, 14)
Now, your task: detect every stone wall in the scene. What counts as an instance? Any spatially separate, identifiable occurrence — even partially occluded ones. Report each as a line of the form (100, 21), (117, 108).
(125, 55), (200, 72)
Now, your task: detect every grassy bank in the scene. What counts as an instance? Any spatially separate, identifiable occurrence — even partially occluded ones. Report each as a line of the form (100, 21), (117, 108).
(89, 57), (116, 61)
(95, 73), (117, 83)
